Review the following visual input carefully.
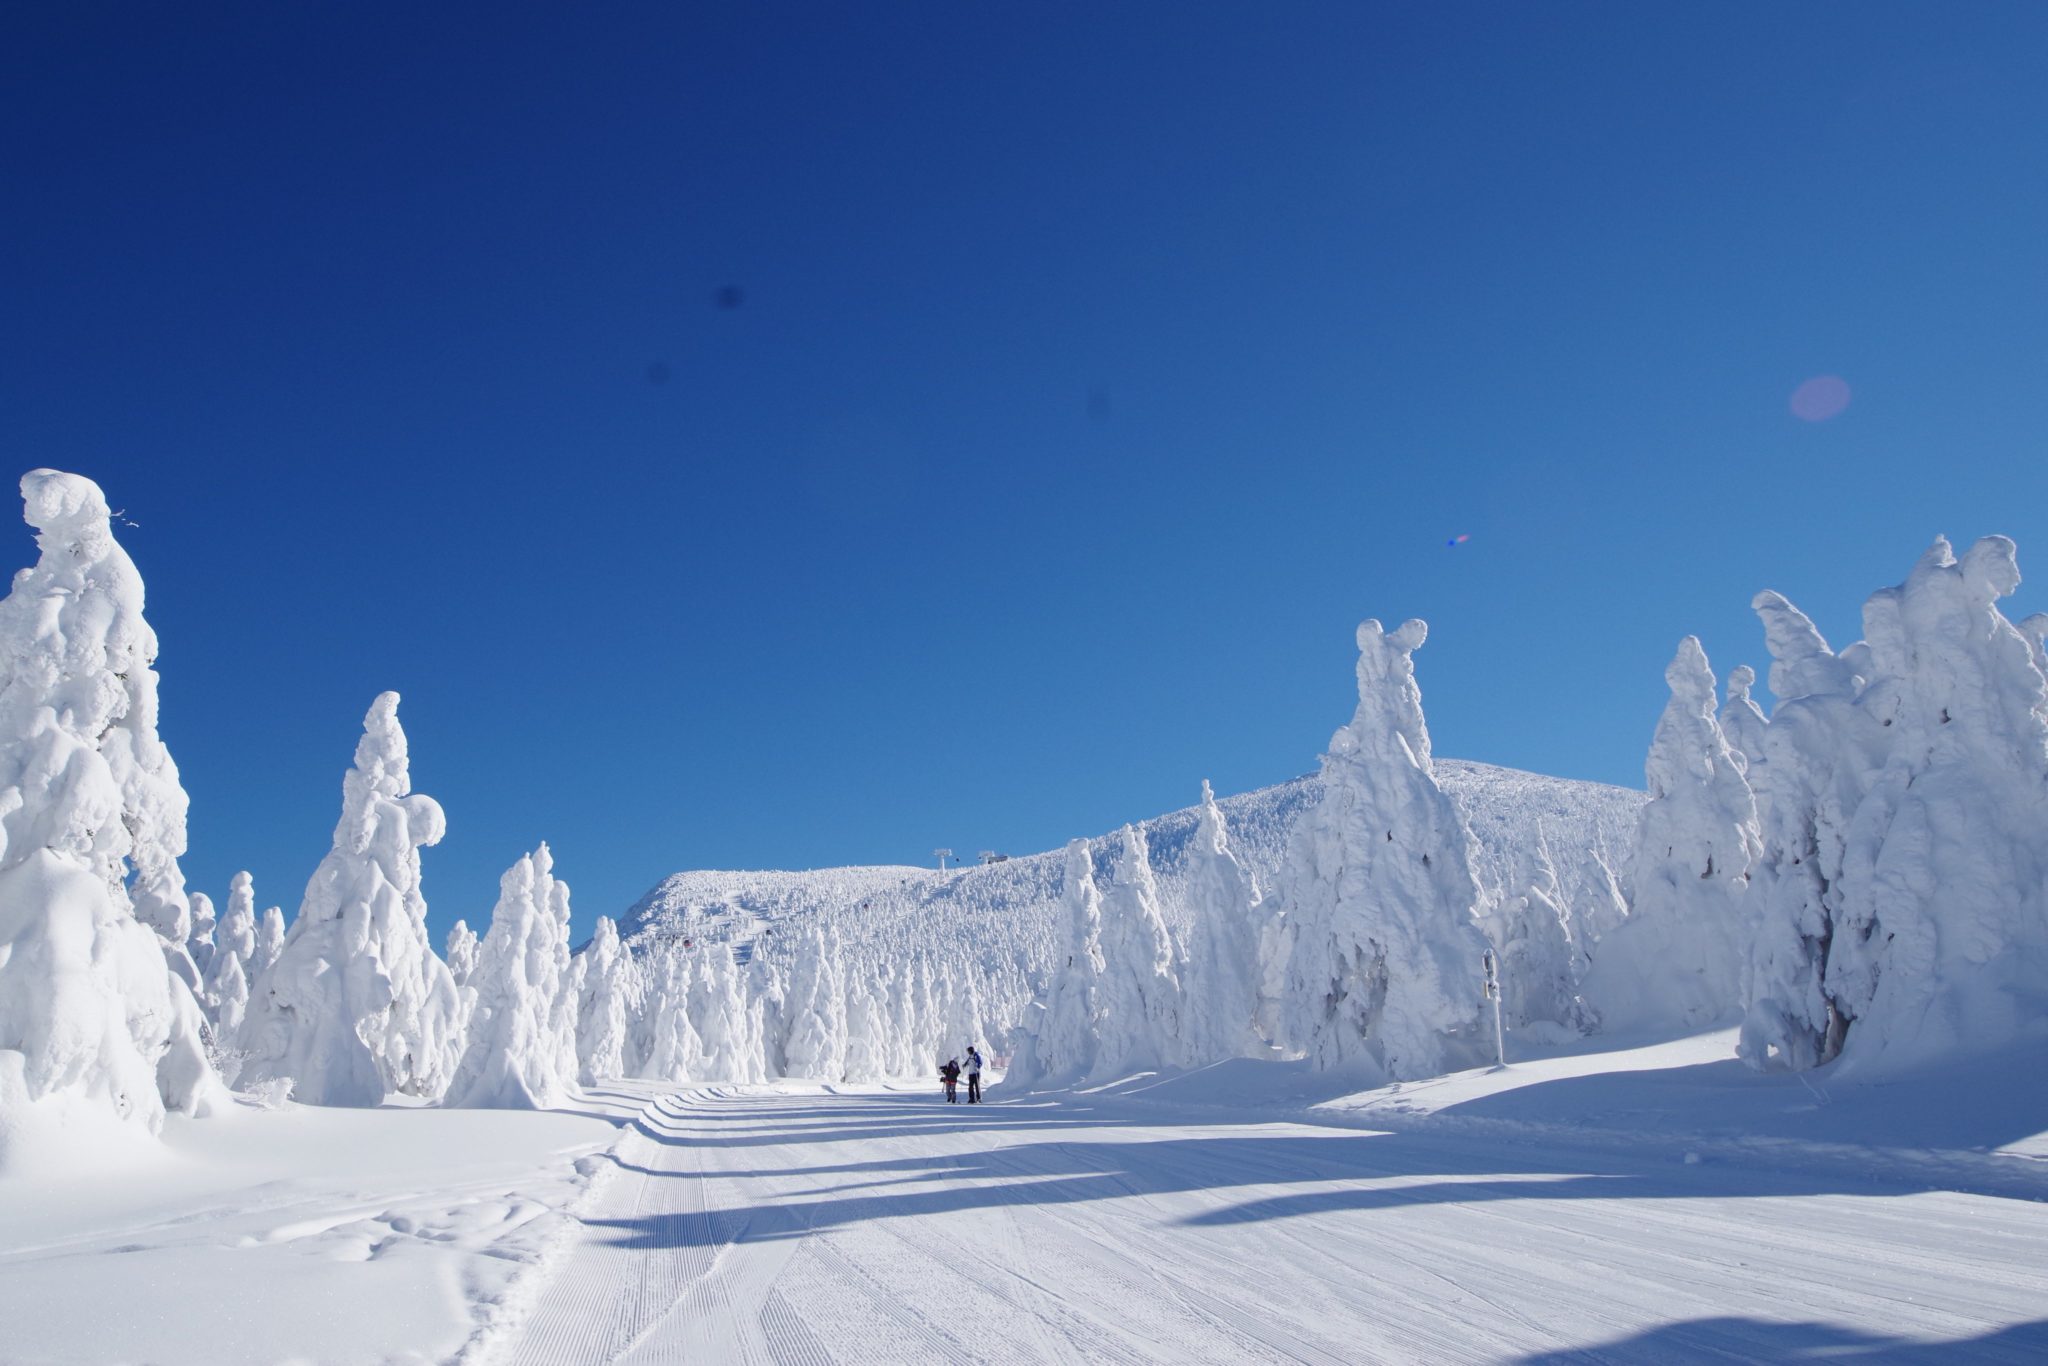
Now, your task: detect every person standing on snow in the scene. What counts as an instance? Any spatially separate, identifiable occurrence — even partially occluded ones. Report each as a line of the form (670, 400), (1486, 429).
(964, 1045), (983, 1104)
(940, 1057), (961, 1103)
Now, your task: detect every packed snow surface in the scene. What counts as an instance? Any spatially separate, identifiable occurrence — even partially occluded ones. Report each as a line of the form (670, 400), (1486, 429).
(500, 1035), (2048, 1365)
(12, 1031), (2044, 1365)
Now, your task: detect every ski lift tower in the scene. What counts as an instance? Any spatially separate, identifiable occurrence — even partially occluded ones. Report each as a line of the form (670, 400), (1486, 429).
(933, 848), (955, 872)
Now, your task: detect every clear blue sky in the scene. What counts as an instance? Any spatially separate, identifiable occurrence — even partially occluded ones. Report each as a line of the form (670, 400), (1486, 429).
(5, 4), (2045, 944)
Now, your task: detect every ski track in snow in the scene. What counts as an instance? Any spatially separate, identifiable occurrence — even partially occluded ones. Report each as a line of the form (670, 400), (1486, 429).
(486, 1086), (2048, 1366)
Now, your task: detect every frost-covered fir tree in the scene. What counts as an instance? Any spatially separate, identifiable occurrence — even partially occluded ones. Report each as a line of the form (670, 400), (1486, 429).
(203, 876), (255, 1003)
(250, 905), (285, 980)
(907, 953), (941, 1072)
(187, 892), (216, 977)
(1092, 825), (1184, 1078)
(1585, 637), (1761, 1033)
(690, 945), (761, 1082)
(203, 873), (259, 1038)
(930, 959), (961, 1061)
(1484, 831), (1594, 1036)
(445, 845), (580, 1109)
(1279, 619), (1492, 1080)
(945, 962), (990, 1059)
(239, 693), (463, 1105)
(1718, 665), (1770, 776)
(444, 920), (480, 990)
(781, 925), (848, 1080)
(1736, 590), (1882, 1071)
(641, 945), (704, 1081)
(749, 956), (789, 1078)
(0, 471), (226, 1162)
(881, 960), (919, 1078)
(548, 941), (585, 1094)
(1745, 538), (2048, 1072)
(843, 966), (888, 1082)
(1179, 781), (1264, 1064)
(93, 515), (206, 1010)
(1013, 840), (1106, 1086)
(573, 917), (637, 1083)
(2021, 614), (2048, 677)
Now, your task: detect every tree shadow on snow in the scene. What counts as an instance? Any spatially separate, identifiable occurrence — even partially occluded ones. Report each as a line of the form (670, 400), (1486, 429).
(1514, 1314), (2048, 1364)
(1409, 1045), (2048, 1158)
(581, 1090), (2033, 1252)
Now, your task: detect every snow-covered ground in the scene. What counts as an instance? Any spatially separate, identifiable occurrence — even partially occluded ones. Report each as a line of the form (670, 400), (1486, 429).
(10, 1031), (2045, 1365)
(0, 1092), (627, 1366)
(493, 1049), (2048, 1364)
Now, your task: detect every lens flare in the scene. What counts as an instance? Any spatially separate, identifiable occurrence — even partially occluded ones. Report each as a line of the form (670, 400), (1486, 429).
(1790, 375), (1851, 422)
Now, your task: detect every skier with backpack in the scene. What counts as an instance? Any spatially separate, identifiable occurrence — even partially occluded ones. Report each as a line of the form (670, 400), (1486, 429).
(964, 1045), (984, 1104)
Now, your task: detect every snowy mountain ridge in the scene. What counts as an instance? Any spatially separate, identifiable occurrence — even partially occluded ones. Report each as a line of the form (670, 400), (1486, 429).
(617, 758), (1644, 1003)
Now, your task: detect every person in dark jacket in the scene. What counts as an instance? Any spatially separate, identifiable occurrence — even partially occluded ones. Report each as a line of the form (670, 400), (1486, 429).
(939, 1057), (961, 1103)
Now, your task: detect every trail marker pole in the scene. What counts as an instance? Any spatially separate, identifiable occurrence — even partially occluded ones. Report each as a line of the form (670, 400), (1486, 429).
(1482, 949), (1506, 1070)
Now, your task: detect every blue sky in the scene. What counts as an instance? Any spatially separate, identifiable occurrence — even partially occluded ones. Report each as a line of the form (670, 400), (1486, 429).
(5, 4), (2045, 943)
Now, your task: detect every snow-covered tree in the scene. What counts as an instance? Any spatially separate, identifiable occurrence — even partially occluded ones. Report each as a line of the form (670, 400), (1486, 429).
(1012, 840), (1106, 1086)
(749, 956), (788, 1079)
(1092, 825), (1184, 1078)
(781, 925), (848, 1080)
(203, 873), (259, 1038)
(843, 965), (888, 1082)
(0, 471), (227, 1164)
(1179, 781), (1264, 1064)
(881, 959), (919, 1078)
(689, 944), (760, 1082)
(906, 953), (941, 1073)
(1737, 589), (1882, 1071)
(1585, 637), (1761, 1034)
(250, 906), (285, 980)
(640, 945), (704, 1081)
(1745, 538), (2048, 1073)
(444, 919), (480, 989)
(573, 917), (637, 1083)
(203, 876), (255, 1005)
(187, 892), (217, 977)
(1484, 831), (1594, 1035)
(445, 845), (579, 1109)
(2021, 614), (2048, 678)
(1278, 619), (1492, 1080)
(945, 962), (990, 1060)
(1718, 664), (1770, 775)
(239, 693), (463, 1105)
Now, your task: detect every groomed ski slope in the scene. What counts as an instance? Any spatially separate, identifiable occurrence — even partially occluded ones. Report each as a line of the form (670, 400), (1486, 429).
(492, 1065), (2048, 1365)
(6, 1031), (2045, 1364)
